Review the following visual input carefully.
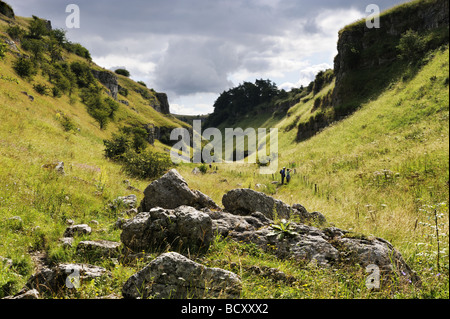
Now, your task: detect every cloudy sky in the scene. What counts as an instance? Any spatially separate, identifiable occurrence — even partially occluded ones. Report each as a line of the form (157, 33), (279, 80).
(8, 0), (406, 115)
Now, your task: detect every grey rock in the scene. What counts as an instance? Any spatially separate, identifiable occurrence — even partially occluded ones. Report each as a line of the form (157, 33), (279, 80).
(122, 252), (242, 299)
(138, 169), (220, 212)
(115, 195), (138, 209)
(3, 289), (40, 300)
(41, 161), (65, 175)
(59, 237), (74, 248)
(26, 263), (109, 294)
(292, 204), (327, 225)
(91, 70), (118, 100)
(222, 188), (292, 219)
(121, 206), (213, 253)
(77, 240), (121, 258)
(154, 92), (171, 114)
(63, 224), (92, 238)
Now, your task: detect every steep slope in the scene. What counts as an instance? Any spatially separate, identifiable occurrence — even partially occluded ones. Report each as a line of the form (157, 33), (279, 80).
(176, 0), (449, 297)
(0, 6), (187, 297)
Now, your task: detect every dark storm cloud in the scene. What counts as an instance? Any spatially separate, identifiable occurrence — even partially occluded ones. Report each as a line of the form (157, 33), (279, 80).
(7, 0), (408, 101)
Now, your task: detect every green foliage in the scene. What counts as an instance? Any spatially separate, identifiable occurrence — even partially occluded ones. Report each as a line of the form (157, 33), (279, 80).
(6, 25), (25, 41)
(120, 148), (173, 179)
(27, 15), (50, 39)
(115, 68), (130, 77)
(80, 85), (119, 129)
(33, 83), (50, 95)
(137, 81), (147, 87)
(312, 69), (334, 95)
(397, 29), (427, 61)
(198, 164), (208, 174)
(207, 79), (280, 127)
(50, 28), (68, 46)
(56, 112), (77, 132)
(70, 61), (95, 88)
(0, 1), (15, 19)
(268, 219), (299, 241)
(65, 42), (91, 61)
(103, 126), (148, 160)
(21, 38), (45, 63)
(104, 133), (132, 161)
(0, 41), (6, 60)
(13, 57), (36, 78)
(118, 86), (128, 97)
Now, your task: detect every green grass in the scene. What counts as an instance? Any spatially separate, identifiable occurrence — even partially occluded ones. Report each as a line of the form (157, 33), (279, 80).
(1, 7), (449, 299)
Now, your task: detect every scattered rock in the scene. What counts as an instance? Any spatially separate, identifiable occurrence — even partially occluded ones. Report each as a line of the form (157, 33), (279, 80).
(41, 161), (65, 175)
(122, 252), (242, 299)
(3, 289), (40, 300)
(21, 91), (34, 102)
(76, 240), (121, 258)
(63, 224), (92, 238)
(26, 263), (109, 294)
(115, 195), (138, 209)
(121, 206), (213, 253)
(138, 169), (220, 212)
(59, 237), (74, 248)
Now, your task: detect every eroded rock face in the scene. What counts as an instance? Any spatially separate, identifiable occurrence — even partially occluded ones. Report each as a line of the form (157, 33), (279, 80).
(121, 206), (213, 253)
(122, 252), (242, 299)
(91, 70), (119, 100)
(138, 169), (220, 212)
(206, 208), (419, 284)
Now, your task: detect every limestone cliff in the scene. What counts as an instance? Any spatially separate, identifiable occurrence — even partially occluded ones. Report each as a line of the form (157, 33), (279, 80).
(333, 0), (449, 110)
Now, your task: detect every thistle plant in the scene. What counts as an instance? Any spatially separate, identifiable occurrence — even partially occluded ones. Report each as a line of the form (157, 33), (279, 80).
(268, 219), (299, 241)
(417, 202), (449, 272)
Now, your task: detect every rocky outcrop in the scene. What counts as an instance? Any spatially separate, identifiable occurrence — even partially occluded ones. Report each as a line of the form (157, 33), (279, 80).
(122, 252), (242, 299)
(0, 1), (14, 19)
(154, 92), (171, 114)
(121, 206), (213, 253)
(333, 0), (449, 109)
(206, 208), (419, 285)
(138, 169), (220, 212)
(91, 70), (119, 100)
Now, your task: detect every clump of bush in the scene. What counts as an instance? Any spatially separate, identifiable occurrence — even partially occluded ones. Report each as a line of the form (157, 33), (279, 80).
(0, 41), (7, 59)
(104, 125), (173, 179)
(80, 85), (119, 129)
(13, 57), (36, 78)
(115, 68), (130, 77)
(397, 29), (426, 61)
(121, 149), (173, 179)
(33, 83), (50, 95)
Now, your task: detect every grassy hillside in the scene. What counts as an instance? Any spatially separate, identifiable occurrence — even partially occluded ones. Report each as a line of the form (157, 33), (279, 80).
(0, 10), (186, 297)
(0, 1), (448, 300)
(176, 45), (449, 298)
